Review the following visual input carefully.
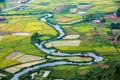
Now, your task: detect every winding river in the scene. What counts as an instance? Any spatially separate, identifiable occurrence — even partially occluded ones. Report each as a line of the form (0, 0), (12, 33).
(10, 13), (103, 80)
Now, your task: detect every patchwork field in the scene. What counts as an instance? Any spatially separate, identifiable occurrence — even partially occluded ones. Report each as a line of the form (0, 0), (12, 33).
(5, 60), (46, 73)
(0, 12), (59, 68)
(0, 0), (120, 80)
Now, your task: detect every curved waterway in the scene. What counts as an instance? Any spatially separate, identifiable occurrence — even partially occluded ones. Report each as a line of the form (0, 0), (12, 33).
(10, 13), (103, 80)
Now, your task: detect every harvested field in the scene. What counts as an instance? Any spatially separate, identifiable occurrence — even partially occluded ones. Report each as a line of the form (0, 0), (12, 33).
(12, 32), (30, 36)
(63, 35), (80, 39)
(47, 56), (92, 62)
(55, 17), (69, 22)
(0, 36), (3, 41)
(5, 60), (46, 73)
(15, 60), (46, 68)
(65, 27), (79, 35)
(17, 55), (45, 63)
(4, 52), (21, 60)
(92, 64), (110, 69)
(45, 40), (81, 48)
(78, 70), (88, 75)
(5, 67), (20, 74)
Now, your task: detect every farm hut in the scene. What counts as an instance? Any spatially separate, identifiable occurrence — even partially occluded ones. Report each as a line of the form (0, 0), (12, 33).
(77, 11), (87, 14)
(92, 20), (101, 23)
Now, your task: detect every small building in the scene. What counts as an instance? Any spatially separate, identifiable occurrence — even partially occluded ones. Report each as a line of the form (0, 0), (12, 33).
(92, 20), (101, 23)
(77, 11), (87, 14)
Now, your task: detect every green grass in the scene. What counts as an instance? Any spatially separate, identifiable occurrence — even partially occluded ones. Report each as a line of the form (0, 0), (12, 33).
(72, 23), (94, 33)
(54, 14), (82, 23)
(0, 59), (19, 68)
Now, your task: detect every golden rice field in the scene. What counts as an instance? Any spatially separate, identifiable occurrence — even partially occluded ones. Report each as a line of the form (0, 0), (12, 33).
(0, 15), (57, 68)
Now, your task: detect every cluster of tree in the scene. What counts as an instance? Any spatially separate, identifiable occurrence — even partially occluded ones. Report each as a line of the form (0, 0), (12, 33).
(0, 0), (6, 11)
(0, 69), (13, 80)
(31, 32), (43, 44)
(39, 2), (50, 6)
(83, 12), (105, 22)
(69, 60), (120, 80)
(19, 68), (52, 80)
(0, 0), (6, 4)
(79, 2), (90, 5)
(117, 36), (120, 41)
(111, 23), (120, 29)
(116, 8), (120, 17)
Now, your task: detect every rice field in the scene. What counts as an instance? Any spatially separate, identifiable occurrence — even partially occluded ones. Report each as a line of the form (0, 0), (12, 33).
(0, 0), (119, 76)
(0, 36), (3, 41)
(47, 56), (92, 62)
(72, 23), (94, 33)
(45, 40), (81, 48)
(5, 60), (46, 73)
(54, 14), (82, 23)
(0, 13), (58, 68)
(17, 54), (45, 63)
(63, 35), (80, 39)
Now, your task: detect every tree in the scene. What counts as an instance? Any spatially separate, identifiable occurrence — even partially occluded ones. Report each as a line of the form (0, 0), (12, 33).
(117, 36), (120, 41)
(83, 12), (105, 22)
(0, 0), (6, 10)
(116, 8), (120, 17)
(31, 32), (43, 44)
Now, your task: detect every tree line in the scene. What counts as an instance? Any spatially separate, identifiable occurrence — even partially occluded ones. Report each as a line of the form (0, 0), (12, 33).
(111, 23), (120, 29)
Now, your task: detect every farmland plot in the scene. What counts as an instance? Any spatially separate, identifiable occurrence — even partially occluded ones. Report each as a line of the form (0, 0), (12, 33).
(45, 40), (81, 48)
(17, 55), (45, 63)
(47, 56), (92, 62)
(0, 36), (3, 41)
